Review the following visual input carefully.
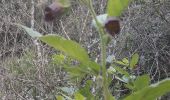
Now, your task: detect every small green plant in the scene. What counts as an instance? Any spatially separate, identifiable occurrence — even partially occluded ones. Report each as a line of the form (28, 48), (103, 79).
(16, 0), (170, 100)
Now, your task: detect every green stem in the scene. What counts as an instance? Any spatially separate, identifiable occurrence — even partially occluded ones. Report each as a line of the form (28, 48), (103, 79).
(88, 0), (110, 100)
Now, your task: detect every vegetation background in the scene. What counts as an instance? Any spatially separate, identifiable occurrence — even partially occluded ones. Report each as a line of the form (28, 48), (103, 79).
(0, 0), (169, 99)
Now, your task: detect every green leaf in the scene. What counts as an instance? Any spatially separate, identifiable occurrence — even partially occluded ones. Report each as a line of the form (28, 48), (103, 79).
(125, 79), (170, 100)
(107, 0), (131, 17)
(121, 0), (131, 8)
(58, 0), (71, 8)
(114, 60), (129, 66)
(39, 35), (90, 63)
(52, 54), (65, 64)
(60, 87), (77, 95)
(113, 66), (129, 76)
(78, 80), (95, 100)
(64, 66), (87, 81)
(56, 95), (65, 100)
(129, 53), (139, 69)
(85, 61), (100, 75)
(122, 58), (129, 64)
(64, 66), (86, 75)
(114, 75), (127, 83)
(107, 93), (116, 100)
(122, 75), (130, 83)
(75, 92), (85, 100)
(63, 62), (100, 82)
(16, 24), (42, 38)
(125, 83), (134, 90)
(133, 74), (150, 91)
(107, 67), (116, 74)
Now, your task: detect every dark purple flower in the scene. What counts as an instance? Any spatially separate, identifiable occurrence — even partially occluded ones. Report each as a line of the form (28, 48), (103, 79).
(104, 17), (120, 37)
(44, 2), (64, 22)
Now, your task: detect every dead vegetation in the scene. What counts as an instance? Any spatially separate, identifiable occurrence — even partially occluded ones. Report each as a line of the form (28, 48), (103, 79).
(0, 0), (169, 99)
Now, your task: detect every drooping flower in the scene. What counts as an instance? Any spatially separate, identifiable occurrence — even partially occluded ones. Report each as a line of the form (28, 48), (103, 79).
(104, 17), (120, 37)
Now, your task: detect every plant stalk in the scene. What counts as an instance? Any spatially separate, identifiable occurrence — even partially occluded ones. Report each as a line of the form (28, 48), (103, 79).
(88, 0), (110, 100)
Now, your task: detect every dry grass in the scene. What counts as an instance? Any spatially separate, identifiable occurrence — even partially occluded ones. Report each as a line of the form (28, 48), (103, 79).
(0, 0), (169, 99)
(117, 0), (170, 81)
